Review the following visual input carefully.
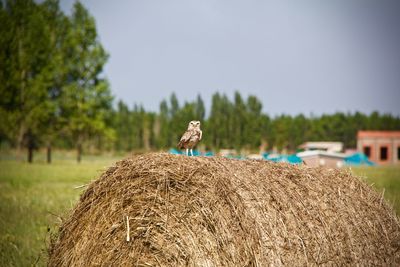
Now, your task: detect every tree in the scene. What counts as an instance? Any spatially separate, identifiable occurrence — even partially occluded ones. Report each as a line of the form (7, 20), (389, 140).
(259, 114), (271, 150)
(40, 0), (70, 163)
(271, 115), (292, 151)
(245, 95), (263, 150)
(233, 91), (246, 151)
(157, 99), (170, 148)
(169, 92), (179, 118)
(114, 100), (133, 151)
(207, 93), (234, 150)
(194, 94), (205, 121)
(291, 114), (309, 151)
(144, 112), (156, 150)
(0, 0), (58, 162)
(168, 93), (182, 146)
(60, 2), (113, 162)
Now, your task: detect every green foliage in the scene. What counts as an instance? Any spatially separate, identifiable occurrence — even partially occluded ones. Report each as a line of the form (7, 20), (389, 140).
(114, 101), (133, 151)
(0, 0), (57, 150)
(110, 91), (400, 153)
(352, 165), (400, 215)
(157, 100), (170, 148)
(0, 0), (114, 162)
(60, 2), (114, 160)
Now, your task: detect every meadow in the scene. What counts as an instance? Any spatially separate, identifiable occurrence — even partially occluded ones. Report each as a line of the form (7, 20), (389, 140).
(0, 153), (399, 266)
(0, 152), (123, 266)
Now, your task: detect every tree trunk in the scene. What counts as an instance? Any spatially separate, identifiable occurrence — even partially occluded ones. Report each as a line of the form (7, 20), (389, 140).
(27, 144), (33, 163)
(47, 144), (52, 164)
(16, 123), (25, 161)
(26, 131), (35, 163)
(77, 143), (82, 163)
(17, 28), (27, 162)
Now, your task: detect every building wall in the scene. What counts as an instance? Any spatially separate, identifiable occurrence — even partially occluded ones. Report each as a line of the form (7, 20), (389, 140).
(302, 155), (344, 168)
(357, 136), (400, 165)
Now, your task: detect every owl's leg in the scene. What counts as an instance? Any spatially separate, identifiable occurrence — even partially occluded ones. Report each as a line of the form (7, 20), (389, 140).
(186, 148), (189, 156)
(190, 149), (193, 156)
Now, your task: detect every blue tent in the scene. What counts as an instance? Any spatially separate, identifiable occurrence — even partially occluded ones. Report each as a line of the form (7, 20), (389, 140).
(265, 154), (303, 164)
(191, 150), (202, 156)
(262, 152), (270, 160)
(169, 148), (202, 156)
(169, 148), (183, 155)
(203, 151), (215, 157)
(345, 153), (375, 166)
(265, 154), (281, 162)
(287, 154), (303, 164)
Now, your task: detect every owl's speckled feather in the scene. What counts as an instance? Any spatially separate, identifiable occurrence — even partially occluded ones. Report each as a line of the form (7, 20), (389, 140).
(178, 121), (202, 155)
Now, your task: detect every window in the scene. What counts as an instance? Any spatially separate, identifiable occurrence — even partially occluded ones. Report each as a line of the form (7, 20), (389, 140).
(363, 146), (371, 158)
(380, 146), (388, 161)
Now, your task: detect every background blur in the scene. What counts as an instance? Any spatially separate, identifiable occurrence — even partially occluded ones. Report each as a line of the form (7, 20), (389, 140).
(1, 0), (400, 162)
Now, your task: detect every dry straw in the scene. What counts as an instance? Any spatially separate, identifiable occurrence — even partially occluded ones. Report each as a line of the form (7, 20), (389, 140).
(48, 153), (400, 266)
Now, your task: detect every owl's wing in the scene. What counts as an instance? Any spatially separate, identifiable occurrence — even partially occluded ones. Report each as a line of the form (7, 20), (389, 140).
(199, 130), (202, 140)
(177, 130), (193, 148)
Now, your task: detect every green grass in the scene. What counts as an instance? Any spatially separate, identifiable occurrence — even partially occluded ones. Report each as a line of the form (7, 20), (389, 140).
(0, 157), (121, 266)
(351, 165), (400, 215)
(0, 155), (399, 266)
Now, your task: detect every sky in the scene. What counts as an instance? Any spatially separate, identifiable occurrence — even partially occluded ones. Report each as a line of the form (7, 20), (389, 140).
(60, 0), (400, 116)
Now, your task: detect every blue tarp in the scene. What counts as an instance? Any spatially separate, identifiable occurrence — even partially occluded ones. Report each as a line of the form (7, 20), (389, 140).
(265, 154), (303, 164)
(287, 154), (304, 164)
(169, 148), (183, 155)
(169, 148), (202, 156)
(344, 153), (375, 166)
(191, 150), (202, 156)
(169, 149), (302, 164)
(225, 154), (245, 160)
(203, 151), (215, 157)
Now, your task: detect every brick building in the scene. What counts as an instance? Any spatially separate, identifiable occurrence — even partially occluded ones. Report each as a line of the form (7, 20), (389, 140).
(357, 131), (400, 165)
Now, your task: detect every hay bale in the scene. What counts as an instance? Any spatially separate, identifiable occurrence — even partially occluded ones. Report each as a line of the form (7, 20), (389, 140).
(49, 153), (400, 266)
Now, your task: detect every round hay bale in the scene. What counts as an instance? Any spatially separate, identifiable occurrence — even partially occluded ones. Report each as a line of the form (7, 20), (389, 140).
(49, 153), (400, 266)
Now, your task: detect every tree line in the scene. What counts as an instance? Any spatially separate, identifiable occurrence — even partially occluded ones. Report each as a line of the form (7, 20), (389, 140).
(113, 92), (400, 154)
(1, 0), (113, 162)
(1, 0), (399, 163)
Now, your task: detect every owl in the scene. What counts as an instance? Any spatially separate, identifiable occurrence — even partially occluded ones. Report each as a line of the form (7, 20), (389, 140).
(177, 121), (202, 156)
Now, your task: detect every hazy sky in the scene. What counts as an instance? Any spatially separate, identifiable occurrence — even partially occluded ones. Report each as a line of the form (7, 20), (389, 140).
(60, 0), (400, 116)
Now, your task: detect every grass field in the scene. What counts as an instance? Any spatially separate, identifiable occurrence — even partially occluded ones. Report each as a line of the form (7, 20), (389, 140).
(0, 156), (122, 266)
(351, 165), (400, 214)
(0, 155), (399, 266)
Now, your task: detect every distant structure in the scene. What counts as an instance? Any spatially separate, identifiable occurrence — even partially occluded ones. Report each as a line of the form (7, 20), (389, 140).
(297, 150), (346, 168)
(297, 142), (345, 167)
(357, 131), (400, 165)
(218, 149), (236, 157)
(299, 142), (343, 153)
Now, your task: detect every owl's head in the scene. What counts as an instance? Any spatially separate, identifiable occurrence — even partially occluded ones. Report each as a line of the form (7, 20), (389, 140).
(188, 120), (201, 130)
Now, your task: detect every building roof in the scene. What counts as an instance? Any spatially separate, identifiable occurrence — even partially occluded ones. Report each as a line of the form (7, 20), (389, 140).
(357, 131), (400, 138)
(297, 150), (346, 159)
(299, 142), (343, 152)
